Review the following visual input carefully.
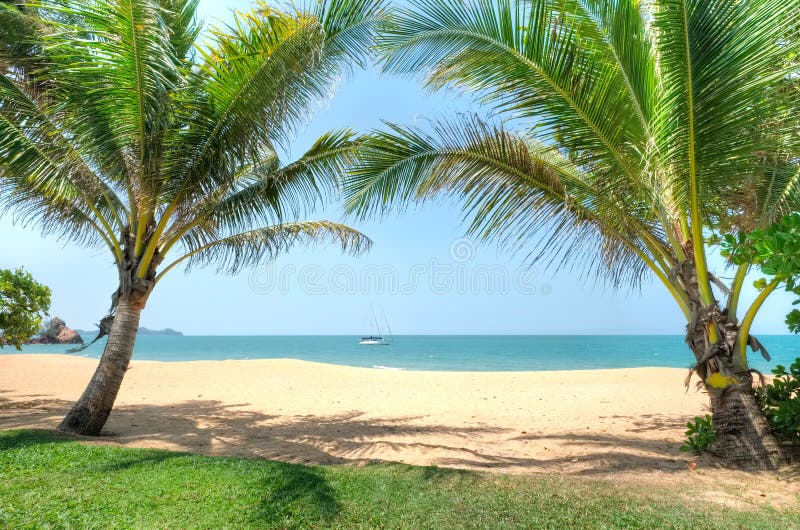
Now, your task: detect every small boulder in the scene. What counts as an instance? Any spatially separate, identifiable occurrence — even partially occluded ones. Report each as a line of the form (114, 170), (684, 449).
(55, 326), (83, 344)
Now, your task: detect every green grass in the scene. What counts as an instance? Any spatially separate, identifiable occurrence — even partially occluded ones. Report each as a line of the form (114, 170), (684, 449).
(0, 430), (796, 529)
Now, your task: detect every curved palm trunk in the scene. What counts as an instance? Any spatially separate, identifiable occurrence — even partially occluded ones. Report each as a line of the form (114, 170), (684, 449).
(58, 298), (141, 435)
(680, 256), (786, 469)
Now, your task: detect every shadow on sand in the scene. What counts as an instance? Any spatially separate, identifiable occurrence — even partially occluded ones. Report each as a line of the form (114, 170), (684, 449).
(0, 390), (694, 475)
(1, 389), (797, 481)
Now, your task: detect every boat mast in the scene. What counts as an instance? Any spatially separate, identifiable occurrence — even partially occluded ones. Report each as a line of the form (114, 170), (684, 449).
(370, 303), (383, 338)
(381, 307), (393, 342)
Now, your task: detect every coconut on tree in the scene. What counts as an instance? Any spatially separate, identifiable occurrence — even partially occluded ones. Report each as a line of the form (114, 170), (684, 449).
(0, 0), (385, 435)
(345, 0), (800, 469)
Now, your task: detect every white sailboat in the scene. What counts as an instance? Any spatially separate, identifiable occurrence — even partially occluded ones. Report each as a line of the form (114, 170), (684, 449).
(360, 305), (393, 345)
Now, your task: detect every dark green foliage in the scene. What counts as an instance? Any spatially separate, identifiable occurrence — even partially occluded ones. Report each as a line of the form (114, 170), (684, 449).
(721, 213), (800, 332)
(758, 359), (800, 443)
(0, 430), (797, 529)
(680, 414), (716, 454)
(0, 0), (39, 67)
(0, 267), (51, 349)
(721, 214), (800, 275)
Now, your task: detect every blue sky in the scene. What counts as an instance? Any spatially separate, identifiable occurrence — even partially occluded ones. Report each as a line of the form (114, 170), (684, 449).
(0, 0), (795, 335)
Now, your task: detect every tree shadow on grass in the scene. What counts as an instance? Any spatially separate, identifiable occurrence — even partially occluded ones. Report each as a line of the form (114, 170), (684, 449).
(87, 450), (182, 472)
(421, 465), (473, 482)
(251, 462), (341, 526)
(0, 428), (71, 450)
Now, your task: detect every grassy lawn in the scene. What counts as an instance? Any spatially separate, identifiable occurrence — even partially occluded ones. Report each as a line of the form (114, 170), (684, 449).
(0, 429), (796, 529)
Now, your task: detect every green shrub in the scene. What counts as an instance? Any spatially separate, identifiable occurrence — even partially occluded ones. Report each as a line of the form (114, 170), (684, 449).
(758, 359), (800, 443)
(0, 267), (51, 349)
(680, 414), (716, 453)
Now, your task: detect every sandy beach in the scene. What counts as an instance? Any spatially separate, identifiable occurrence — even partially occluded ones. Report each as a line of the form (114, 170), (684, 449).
(1, 353), (705, 469)
(3, 353), (798, 504)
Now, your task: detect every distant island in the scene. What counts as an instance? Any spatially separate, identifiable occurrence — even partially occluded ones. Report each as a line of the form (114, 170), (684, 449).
(137, 327), (183, 336)
(74, 326), (183, 336)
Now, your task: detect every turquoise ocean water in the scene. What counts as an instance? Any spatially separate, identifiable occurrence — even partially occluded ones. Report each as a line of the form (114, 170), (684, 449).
(8, 334), (800, 372)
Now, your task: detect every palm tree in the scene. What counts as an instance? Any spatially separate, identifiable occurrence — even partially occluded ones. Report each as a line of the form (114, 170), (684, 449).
(0, 0), (385, 435)
(345, 0), (800, 469)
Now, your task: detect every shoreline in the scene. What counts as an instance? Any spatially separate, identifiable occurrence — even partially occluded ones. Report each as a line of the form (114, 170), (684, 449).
(1, 351), (698, 373)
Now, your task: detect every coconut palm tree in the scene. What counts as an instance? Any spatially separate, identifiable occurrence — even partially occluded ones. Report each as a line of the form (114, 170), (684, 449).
(0, 0), (384, 435)
(345, 0), (800, 469)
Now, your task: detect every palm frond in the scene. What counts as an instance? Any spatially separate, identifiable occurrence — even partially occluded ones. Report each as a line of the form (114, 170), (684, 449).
(162, 129), (361, 257)
(1, 2), (133, 197)
(0, 176), (115, 250)
(312, 0), (388, 68)
(565, 0), (656, 136)
(347, 115), (662, 288)
(0, 72), (127, 250)
(158, 0), (202, 61)
(162, 0), (386, 208)
(381, 0), (649, 186)
(0, 1), (43, 72)
(168, 220), (372, 276)
(749, 157), (800, 230)
(202, 129), (360, 234)
(39, 0), (181, 202)
(653, 0), (800, 216)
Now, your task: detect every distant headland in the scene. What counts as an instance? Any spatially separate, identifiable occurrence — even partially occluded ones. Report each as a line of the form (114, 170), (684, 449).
(137, 327), (183, 336)
(73, 326), (184, 337)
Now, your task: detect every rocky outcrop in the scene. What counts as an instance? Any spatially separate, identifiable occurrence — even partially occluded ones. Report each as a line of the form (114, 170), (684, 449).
(27, 317), (84, 345)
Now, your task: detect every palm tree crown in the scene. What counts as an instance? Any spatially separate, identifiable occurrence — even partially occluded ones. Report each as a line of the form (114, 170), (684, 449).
(0, 0), (384, 309)
(347, 0), (799, 342)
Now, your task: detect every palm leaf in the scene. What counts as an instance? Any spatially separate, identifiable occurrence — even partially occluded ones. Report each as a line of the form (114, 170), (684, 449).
(159, 0), (202, 61)
(164, 220), (372, 277)
(162, 0), (385, 208)
(40, 0), (182, 204)
(0, 72), (127, 252)
(202, 129), (361, 233)
(653, 0), (800, 215)
(164, 129), (361, 252)
(347, 116), (663, 287)
(381, 0), (648, 186)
